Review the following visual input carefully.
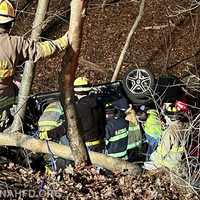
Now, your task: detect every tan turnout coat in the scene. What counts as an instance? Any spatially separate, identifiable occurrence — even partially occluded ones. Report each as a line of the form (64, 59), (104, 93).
(0, 28), (68, 110)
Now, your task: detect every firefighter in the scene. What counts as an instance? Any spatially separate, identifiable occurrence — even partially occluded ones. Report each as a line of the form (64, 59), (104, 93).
(143, 109), (163, 160)
(38, 101), (68, 173)
(125, 105), (143, 162)
(0, 0), (70, 130)
(74, 77), (105, 152)
(104, 98), (144, 161)
(104, 98), (129, 160)
(150, 121), (185, 170)
(39, 77), (105, 153)
(38, 77), (105, 173)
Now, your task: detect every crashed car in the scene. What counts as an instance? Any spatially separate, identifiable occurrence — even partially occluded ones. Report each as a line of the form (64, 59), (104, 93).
(22, 67), (198, 136)
(2, 68), (198, 169)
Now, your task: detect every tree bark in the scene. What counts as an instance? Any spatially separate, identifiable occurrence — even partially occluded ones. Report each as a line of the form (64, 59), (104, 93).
(59, 0), (90, 166)
(11, 0), (49, 132)
(111, 0), (145, 82)
(0, 132), (141, 174)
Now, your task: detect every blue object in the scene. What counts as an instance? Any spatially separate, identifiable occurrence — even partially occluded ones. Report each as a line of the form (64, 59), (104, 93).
(145, 133), (159, 161)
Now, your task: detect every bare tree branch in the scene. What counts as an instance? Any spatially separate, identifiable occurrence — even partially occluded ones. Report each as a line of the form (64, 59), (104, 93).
(111, 0), (145, 82)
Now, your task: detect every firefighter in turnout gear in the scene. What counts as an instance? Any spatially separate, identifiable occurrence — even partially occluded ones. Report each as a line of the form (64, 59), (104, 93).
(38, 101), (66, 142)
(38, 77), (90, 142)
(105, 98), (143, 161)
(38, 77), (105, 153)
(125, 105), (143, 162)
(104, 98), (129, 160)
(38, 77), (105, 173)
(143, 109), (163, 160)
(0, 0), (70, 130)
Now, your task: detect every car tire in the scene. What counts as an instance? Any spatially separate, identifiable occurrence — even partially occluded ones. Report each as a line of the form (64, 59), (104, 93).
(122, 68), (155, 104)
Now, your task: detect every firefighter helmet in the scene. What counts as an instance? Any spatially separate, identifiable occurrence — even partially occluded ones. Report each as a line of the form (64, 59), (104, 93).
(0, 0), (15, 24)
(74, 77), (89, 86)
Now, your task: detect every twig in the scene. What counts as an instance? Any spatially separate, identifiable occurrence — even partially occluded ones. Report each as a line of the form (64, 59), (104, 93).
(168, 3), (200, 18)
(169, 169), (199, 195)
(111, 0), (145, 82)
(143, 23), (175, 30)
(16, 0), (33, 18)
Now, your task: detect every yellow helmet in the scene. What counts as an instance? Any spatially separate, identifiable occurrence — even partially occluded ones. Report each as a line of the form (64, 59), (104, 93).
(74, 77), (89, 86)
(0, 0), (15, 24)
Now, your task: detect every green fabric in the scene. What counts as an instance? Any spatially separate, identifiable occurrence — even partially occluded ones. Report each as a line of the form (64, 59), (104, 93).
(143, 109), (162, 139)
(127, 123), (142, 150)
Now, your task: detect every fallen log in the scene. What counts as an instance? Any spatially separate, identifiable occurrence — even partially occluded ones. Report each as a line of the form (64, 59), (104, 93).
(0, 132), (141, 174)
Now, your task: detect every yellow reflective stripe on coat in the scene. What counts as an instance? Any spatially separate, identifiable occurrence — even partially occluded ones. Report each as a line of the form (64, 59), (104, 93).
(156, 145), (184, 157)
(85, 140), (101, 147)
(44, 107), (63, 114)
(128, 124), (140, 131)
(38, 41), (55, 57)
(108, 150), (128, 158)
(171, 146), (184, 153)
(127, 141), (142, 150)
(0, 69), (14, 78)
(38, 120), (59, 127)
(109, 129), (128, 142)
(54, 36), (68, 50)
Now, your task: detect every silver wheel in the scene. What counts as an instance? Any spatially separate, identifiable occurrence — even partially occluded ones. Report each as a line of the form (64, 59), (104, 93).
(125, 68), (152, 95)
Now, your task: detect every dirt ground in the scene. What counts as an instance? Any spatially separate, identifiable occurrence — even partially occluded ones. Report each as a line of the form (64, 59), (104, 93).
(14, 0), (200, 92)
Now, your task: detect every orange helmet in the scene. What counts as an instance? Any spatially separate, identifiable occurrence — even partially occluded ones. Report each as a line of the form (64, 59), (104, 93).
(0, 0), (15, 24)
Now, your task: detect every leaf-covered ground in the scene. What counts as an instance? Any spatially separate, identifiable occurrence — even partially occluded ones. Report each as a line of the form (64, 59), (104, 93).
(4, 0), (200, 199)
(0, 163), (198, 200)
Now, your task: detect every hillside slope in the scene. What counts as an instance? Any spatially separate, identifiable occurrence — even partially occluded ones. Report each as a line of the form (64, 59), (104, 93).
(14, 0), (200, 92)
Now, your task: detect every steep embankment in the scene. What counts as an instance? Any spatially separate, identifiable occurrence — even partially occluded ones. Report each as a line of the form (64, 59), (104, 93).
(15, 0), (200, 92)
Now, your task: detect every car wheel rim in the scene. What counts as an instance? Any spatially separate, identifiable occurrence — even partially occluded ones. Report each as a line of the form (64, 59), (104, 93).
(126, 69), (152, 95)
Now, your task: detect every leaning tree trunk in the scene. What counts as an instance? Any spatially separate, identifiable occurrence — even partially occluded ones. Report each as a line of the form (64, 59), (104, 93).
(11, 0), (49, 132)
(59, 0), (90, 166)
